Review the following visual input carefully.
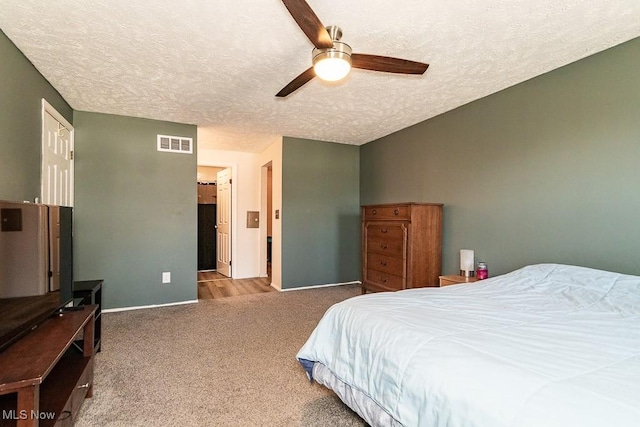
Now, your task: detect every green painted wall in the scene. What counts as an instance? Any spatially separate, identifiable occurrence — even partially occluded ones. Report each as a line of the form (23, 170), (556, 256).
(0, 30), (73, 202)
(0, 31), (197, 309)
(73, 112), (197, 309)
(282, 137), (360, 289)
(361, 37), (640, 277)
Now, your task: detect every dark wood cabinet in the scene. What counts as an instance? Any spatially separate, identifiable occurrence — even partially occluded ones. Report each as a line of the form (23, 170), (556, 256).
(73, 280), (103, 352)
(361, 203), (443, 293)
(198, 204), (217, 271)
(0, 306), (97, 427)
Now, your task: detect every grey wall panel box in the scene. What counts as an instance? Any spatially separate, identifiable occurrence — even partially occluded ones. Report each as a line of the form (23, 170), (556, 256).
(247, 211), (259, 228)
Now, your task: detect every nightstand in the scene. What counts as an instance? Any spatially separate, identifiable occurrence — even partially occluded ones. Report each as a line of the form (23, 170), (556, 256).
(74, 279), (103, 352)
(438, 275), (478, 287)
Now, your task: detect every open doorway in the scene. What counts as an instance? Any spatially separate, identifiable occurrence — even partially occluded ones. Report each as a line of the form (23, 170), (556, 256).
(196, 165), (233, 278)
(196, 166), (224, 285)
(197, 166), (232, 294)
(197, 164), (260, 301)
(266, 163), (273, 279)
(196, 164), (273, 299)
(260, 161), (274, 281)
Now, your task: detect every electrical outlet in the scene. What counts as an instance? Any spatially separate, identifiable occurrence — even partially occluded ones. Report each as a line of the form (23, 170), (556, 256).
(162, 272), (171, 284)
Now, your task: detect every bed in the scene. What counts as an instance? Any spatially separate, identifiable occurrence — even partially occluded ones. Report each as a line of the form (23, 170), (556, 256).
(297, 264), (640, 426)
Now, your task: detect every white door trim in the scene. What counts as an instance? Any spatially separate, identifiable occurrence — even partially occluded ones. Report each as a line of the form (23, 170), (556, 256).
(42, 99), (73, 130)
(41, 99), (74, 206)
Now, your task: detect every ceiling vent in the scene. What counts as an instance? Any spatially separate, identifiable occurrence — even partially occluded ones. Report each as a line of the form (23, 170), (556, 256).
(157, 135), (193, 154)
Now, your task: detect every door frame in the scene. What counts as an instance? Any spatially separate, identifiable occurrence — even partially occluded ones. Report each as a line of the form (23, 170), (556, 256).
(259, 162), (272, 278)
(198, 163), (236, 278)
(41, 98), (74, 206)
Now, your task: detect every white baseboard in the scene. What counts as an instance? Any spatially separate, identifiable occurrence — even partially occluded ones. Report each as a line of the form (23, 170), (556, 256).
(278, 281), (361, 292)
(102, 281), (361, 311)
(103, 299), (198, 313)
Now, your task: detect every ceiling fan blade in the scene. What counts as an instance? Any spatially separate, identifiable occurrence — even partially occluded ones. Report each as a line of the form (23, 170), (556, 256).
(276, 67), (316, 97)
(281, 0), (333, 49)
(351, 53), (429, 75)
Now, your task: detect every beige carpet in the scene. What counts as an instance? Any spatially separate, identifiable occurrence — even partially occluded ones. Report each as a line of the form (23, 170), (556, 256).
(76, 284), (367, 427)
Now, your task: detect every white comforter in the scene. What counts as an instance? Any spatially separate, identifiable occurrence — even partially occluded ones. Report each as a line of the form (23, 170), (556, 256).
(297, 264), (640, 427)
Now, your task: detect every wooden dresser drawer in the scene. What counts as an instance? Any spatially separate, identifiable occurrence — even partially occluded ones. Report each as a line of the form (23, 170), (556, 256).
(366, 235), (405, 258)
(365, 269), (405, 291)
(54, 354), (94, 426)
(366, 253), (405, 277)
(363, 205), (410, 220)
(365, 223), (406, 240)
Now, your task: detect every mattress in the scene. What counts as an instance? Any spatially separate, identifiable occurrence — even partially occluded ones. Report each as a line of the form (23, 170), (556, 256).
(297, 264), (640, 426)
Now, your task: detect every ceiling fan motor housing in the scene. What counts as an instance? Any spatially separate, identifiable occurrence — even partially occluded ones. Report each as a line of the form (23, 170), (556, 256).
(326, 25), (343, 41)
(312, 25), (352, 68)
(312, 41), (352, 64)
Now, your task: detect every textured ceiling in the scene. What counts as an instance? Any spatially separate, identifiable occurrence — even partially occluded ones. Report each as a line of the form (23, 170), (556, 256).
(1, 1), (639, 153)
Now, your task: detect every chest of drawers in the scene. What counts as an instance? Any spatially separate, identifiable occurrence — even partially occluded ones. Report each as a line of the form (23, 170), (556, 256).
(361, 203), (443, 293)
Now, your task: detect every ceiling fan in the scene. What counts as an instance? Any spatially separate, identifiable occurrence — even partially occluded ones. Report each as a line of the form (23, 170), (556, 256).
(276, 0), (429, 97)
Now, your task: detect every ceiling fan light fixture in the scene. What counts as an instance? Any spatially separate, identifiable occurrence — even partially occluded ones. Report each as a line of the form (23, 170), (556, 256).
(275, 6), (429, 97)
(312, 42), (352, 82)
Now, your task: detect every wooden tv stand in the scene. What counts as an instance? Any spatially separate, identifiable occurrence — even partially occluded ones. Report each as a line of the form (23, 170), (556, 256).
(0, 305), (97, 427)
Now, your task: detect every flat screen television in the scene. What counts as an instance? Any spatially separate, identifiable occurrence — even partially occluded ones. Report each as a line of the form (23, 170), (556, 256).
(0, 201), (73, 353)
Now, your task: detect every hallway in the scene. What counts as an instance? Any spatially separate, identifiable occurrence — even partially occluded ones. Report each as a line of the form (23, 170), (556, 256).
(197, 271), (274, 299)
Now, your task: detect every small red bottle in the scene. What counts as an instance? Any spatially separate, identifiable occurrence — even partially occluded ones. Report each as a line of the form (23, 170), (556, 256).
(476, 262), (488, 280)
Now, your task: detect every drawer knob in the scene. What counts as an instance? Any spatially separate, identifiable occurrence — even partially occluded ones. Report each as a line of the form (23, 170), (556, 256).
(380, 243), (388, 249)
(380, 261), (387, 266)
(381, 276), (388, 283)
(393, 209), (399, 216)
(372, 209), (377, 215)
(380, 228), (388, 233)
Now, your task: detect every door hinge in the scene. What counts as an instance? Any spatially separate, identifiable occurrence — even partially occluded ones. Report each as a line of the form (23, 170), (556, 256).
(70, 150), (74, 160)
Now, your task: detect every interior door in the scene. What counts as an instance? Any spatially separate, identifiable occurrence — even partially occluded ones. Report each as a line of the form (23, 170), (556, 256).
(216, 168), (232, 277)
(42, 104), (74, 207)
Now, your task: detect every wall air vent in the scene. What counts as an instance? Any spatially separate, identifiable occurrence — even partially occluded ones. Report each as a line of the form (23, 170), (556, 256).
(157, 135), (193, 154)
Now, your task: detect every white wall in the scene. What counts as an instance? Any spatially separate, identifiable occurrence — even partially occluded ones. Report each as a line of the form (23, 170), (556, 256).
(197, 166), (224, 182)
(198, 148), (262, 279)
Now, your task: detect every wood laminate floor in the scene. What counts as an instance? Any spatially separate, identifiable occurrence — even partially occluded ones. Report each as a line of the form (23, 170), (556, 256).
(197, 270), (274, 300)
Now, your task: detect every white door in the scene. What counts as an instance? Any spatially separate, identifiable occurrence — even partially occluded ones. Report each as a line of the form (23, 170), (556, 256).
(217, 168), (232, 277)
(42, 100), (74, 206)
